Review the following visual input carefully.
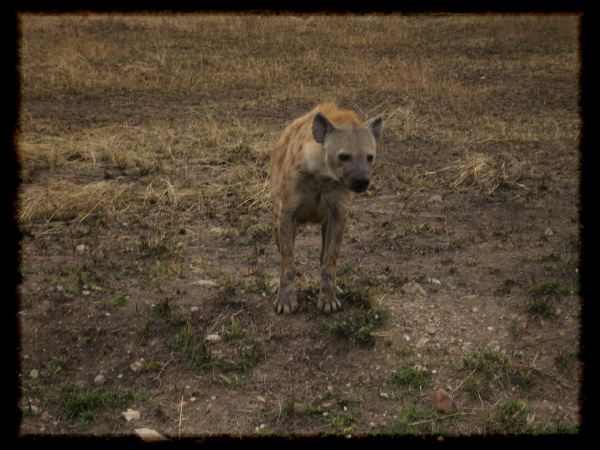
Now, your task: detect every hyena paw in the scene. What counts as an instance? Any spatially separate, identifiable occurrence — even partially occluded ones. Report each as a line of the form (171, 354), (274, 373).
(317, 294), (341, 313)
(273, 289), (299, 314)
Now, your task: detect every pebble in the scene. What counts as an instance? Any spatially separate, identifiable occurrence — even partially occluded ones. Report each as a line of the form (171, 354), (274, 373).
(130, 361), (143, 372)
(29, 369), (39, 379)
(190, 306), (199, 312)
(94, 374), (106, 385)
(432, 388), (453, 413)
(416, 337), (430, 349)
(544, 228), (554, 236)
(122, 408), (141, 421)
(134, 428), (167, 442)
(205, 334), (222, 343)
(75, 244), (89, 255)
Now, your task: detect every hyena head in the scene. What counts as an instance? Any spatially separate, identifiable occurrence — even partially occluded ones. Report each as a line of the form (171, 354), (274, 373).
(312, 112), (383, 193)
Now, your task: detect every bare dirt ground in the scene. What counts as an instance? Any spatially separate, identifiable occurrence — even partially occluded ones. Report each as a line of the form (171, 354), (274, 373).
(17, 14), (581, 438)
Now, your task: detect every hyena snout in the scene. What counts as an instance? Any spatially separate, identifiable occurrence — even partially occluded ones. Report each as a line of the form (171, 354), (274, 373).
(350, 176), (370, 193)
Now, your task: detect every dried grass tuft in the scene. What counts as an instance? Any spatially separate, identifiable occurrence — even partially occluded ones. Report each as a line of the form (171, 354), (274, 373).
(447, 152), (534, 195)
(18, 180), (132, 224)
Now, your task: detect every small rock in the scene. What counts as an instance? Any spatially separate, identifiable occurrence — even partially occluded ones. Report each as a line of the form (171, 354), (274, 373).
(380, 392), (389, 399)
(75, 244), (89, 255)
(94, 374), (106, 385)
(134, 428), (167, 442)
(433, 388), (453, 413)
(429, 194), (443, 203)
(29, 369), (39, 379)
(428, 278), (442, 286)
(40, 411), (52, 422)
(122, 408), (141, 421)
(130, 361), (143, 372)
(56, 285), (64, 292)
(544, 227), (554, 236)
(402, 281), (426, 297)
(205, 334), (222, 343)
(425, 325), (436, 335)
(30, 404), (40, 414)
(82, 290), (91, 296)
(416, 337), (430, 349)
(190, 306), (199, 312)
(413, 364), (428, 372)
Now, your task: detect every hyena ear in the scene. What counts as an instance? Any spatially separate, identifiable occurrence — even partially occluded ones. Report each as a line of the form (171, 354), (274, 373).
(312, 112), (335, 145)
(366, 114), (383, 142)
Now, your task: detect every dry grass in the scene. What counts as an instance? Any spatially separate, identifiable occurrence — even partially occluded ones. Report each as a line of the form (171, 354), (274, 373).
(18, 179), (132, 224)
(438, 152), (535, 195)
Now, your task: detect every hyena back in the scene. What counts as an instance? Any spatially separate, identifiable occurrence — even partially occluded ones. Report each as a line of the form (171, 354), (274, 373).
(270, 102), (382, 314)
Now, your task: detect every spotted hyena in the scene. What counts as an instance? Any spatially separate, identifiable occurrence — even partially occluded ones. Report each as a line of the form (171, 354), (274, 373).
(270, 102), (383, 314)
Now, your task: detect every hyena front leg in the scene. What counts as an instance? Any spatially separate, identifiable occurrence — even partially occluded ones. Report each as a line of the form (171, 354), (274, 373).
(317, 212), (346, 313)
(273, 214), (299, 314)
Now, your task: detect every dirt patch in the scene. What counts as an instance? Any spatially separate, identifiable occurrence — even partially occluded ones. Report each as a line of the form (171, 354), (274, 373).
(17, 14), (580, 437)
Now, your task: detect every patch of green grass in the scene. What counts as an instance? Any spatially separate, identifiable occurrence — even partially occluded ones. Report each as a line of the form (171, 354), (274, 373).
(244, 271), (270, 296)
(393, 344), (411, 357)
(153, 297), (188, 327)
(50, 385), (145, 427)
(168, 320), (262, 374)
(528, 281), (571, 300)
(265, 397), (320, 424)
(108, 294), (127, 308)
(525, 298), (556, 317)
(317, 278), (389, 346)
(225, 316), (246, 341)
(494, 278), (516, 297)
(324, 411), (355, 435)
(318, 308), (388, 347)
(554, 350), (579, 372)
(525, 281), (572, 318)
(139, 361), (161, 373)
(461, 350), (534, 401)
(217, 274), (239, 304)
(168, 323), (211, 371)
(530, 421), (579, 435)
(393, 404), (445, 435)
(389, 363), (432, 396)
(489, 398), (531, 433)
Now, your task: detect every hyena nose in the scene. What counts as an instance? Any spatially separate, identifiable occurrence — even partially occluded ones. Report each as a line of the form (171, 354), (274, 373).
(351, 177), (370, 193)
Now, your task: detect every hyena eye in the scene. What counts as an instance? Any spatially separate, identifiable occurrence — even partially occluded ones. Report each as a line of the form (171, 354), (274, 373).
(338, 154), (352, 162)
(367, 155), (375, 163)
